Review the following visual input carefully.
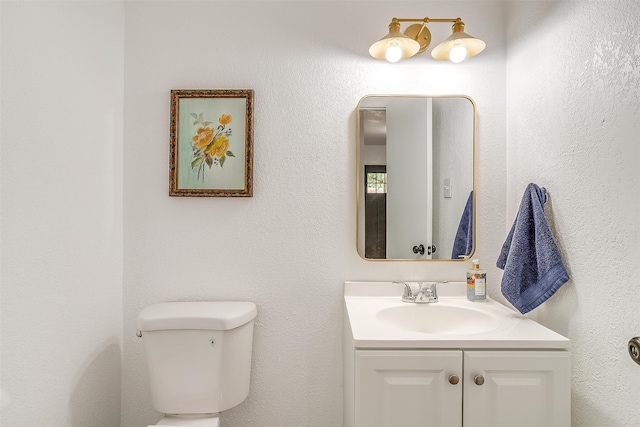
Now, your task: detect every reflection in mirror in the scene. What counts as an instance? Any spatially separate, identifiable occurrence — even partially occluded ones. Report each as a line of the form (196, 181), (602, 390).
(357, 95), (475, 261)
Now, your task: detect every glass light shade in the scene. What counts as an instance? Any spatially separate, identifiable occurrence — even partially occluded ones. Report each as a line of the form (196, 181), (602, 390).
(369, 21), (420, 62)
(431, 26), (486, 62)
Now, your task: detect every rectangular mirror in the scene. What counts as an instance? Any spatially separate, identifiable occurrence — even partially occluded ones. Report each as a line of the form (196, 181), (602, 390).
(357, 95), (476, 261)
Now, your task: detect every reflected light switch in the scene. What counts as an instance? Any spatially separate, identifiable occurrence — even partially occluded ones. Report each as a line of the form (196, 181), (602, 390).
(444, 178), (452, 198)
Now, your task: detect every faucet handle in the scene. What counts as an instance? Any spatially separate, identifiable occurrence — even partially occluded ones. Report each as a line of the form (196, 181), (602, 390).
(428, 283), (439, 300)
(429, 281), (448, 301)
(393, 282), (415, 302)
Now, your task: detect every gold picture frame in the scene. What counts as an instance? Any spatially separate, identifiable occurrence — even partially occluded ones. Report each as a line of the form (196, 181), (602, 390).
(170, 89), (254, 197)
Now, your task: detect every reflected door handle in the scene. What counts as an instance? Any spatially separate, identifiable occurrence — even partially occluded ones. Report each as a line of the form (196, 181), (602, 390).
(413, 244), (437, 256)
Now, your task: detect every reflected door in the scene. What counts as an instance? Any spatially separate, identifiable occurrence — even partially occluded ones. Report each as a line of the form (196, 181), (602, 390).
(386, 98), (433, 259)
(364, 165), (387, 259)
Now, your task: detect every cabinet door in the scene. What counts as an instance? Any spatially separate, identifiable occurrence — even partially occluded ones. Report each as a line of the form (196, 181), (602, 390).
(464, 350), (570, 427)
(355, 350), (462, 427)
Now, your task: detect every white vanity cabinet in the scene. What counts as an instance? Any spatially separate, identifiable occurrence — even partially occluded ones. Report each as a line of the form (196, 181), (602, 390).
(343, 281), (572, 427)
(353, 349), (570, 427)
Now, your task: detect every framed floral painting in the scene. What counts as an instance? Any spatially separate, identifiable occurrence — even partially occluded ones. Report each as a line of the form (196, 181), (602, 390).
(170, 89), (254, 197)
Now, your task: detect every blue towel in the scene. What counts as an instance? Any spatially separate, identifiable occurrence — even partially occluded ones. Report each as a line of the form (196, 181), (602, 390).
(451, 191), (473, 259)
(497, 183), (569, 314)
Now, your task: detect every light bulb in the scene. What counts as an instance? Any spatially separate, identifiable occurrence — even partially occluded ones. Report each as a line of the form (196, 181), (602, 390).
(385, 41), (403, 63)
(449, 42), (467, 63)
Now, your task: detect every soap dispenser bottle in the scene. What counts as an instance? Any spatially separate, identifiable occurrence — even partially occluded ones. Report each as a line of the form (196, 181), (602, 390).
(467, 259), (486, 301)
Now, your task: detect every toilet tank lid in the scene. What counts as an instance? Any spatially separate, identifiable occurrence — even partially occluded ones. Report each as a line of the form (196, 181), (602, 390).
(137, 301), (257, 332)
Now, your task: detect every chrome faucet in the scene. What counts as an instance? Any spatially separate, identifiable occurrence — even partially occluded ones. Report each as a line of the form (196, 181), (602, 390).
(395, 281), (445, 303)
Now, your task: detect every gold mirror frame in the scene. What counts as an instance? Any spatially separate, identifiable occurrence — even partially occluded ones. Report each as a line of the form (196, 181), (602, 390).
(356, 94), (477, 262)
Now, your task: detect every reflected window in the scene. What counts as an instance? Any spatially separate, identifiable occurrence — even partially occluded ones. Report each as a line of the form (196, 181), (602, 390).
(367, 171), (387, 194)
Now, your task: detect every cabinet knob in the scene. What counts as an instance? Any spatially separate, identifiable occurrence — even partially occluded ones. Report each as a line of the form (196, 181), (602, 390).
(448, 374), (459, 385)
(412, 244), (425, 255)
(474, 374), (485, 385)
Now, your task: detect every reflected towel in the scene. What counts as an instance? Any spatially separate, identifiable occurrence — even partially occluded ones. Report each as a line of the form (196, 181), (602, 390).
(497, 183), (569, 314)
(451, 191), (473, 259)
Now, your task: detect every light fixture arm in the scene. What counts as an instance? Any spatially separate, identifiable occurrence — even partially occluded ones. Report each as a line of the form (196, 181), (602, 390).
(392, 17), (462, 24)
(369, 17), (485, 62)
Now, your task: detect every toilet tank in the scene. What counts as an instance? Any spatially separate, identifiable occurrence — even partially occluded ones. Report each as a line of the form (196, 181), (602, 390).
(137, 301), (257, 415)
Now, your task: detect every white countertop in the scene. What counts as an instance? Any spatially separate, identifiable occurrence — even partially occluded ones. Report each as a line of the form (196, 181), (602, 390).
(344, 281), (570, 350)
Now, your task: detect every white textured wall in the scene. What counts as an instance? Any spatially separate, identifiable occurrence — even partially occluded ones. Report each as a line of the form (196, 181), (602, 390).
(505, 1), (640, 425)
(14, 2), (639, 426)
(2, 1), (637, 426)
(122, 1), (505, 426)
(0, 2), (124, 426)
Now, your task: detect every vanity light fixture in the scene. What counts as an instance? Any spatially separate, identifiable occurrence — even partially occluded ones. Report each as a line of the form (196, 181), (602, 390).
(369, 17), (486, 63)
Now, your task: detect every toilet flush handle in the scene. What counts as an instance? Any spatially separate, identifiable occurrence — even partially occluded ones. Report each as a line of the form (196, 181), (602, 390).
(136, 329), (142, 337)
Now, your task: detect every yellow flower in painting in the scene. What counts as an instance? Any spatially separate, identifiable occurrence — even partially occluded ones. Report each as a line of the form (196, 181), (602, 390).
(219, 114), (232, 125)
(190, 111), (234, 177)
(208, 135), (229, 158)
(192, 127), (214, 150)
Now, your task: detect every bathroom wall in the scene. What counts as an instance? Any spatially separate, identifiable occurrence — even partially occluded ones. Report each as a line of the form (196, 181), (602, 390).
(0, 2), (124, 426)
(121, 1), (506, 426)
(5, 1), (635, 426)
(505, 1), (640, 425)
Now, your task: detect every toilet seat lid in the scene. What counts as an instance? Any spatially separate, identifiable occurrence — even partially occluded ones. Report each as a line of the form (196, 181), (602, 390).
(138, 301), (256, 332)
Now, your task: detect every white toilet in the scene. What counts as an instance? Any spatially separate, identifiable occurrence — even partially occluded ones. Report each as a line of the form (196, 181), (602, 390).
(137, 301), (257, 427)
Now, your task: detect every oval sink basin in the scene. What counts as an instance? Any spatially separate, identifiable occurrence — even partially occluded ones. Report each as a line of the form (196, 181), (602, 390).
(376, 304), (500, 334)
